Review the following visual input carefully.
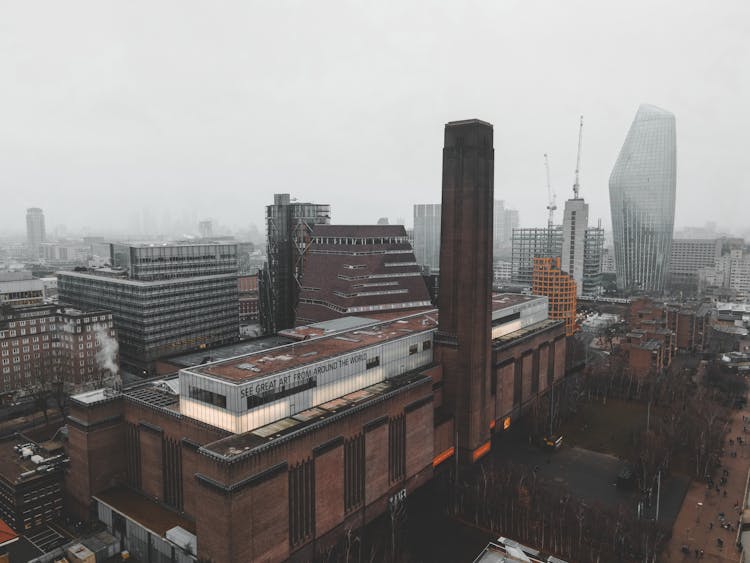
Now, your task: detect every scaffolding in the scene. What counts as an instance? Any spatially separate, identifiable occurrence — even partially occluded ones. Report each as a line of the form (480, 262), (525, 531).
(511, 227), (563, 286)
(264, 194), (330, 333)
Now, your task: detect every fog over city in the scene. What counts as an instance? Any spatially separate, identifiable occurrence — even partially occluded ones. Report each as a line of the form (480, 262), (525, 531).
(1, 1), (748, 236)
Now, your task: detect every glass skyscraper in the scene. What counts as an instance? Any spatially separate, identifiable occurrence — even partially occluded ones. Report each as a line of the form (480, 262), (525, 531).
(609, 104), (676, 293)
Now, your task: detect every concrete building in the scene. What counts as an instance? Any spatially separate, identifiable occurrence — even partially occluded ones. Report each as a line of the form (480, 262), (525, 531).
(58, 242), (239, 374)
(0, 304), (117, 396)
(412, 204), (441, 274)
(532, 257), (577, 336)
(25, 208), (46, 259)
(414, 201), (519, 275)
(295, 225), (432, 324)
(561, 198), (588, 297)
(493, 200), (520, 256)
(667, 238), (722, 293)
(511, 227), (563, 287)
(583, 226), (605, 296)
(609, 104), (676, 293)
(262, 194), (331, 333)
(0, 272), (44, 308)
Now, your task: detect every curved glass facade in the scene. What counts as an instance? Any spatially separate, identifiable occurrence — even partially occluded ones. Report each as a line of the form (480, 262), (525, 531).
(609, 104), (676, 293)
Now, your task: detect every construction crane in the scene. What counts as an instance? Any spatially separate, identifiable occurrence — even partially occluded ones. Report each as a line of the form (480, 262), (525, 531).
(572, 115), (584, 199)
(544, 153), (556, 227)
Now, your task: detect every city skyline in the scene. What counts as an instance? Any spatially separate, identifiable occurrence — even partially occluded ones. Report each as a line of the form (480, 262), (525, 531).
(1, 1), (748, 237)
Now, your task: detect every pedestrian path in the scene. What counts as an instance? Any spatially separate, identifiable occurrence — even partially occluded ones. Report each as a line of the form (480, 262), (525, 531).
(662, 398), (750, 562)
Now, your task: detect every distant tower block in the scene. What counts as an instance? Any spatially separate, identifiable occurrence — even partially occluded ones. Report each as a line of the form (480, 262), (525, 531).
(435, 119), (494, 463)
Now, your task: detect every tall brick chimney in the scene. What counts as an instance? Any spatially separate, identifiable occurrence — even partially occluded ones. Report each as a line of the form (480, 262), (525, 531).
(435, 119), (494, 463)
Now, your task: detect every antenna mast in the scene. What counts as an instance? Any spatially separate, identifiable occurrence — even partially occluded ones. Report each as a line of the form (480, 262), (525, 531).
(573, 115), (584, 199)
(545, 153), (557, 227)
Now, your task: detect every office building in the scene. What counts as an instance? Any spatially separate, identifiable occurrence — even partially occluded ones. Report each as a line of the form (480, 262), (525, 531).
(609, 104), (676, 293)
(25, 208), (46, 259)
(58, 242), (239, 374)
(295, 225), (432, 324)
(561, 198), (588, 297)
(414, 201), (519, 274)
(511, 227), (563, 286)
(0, 304), (116, 395)
(667, 238), (722, 293)
(0, 436), (67, 532)
(64, 120), (568, 562)
(262, 194), (331, 333)
(413, 204), (441, 273)
(532, 257), (577, 336)
(0, 272), (44, 308)
(493, 200), (520, 256)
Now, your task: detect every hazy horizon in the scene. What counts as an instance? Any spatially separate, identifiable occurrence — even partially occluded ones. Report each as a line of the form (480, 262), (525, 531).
(2, 1), (748, 238)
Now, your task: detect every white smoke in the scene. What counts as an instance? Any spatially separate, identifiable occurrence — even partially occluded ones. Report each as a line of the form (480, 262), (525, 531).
(94, 324), (119, 376)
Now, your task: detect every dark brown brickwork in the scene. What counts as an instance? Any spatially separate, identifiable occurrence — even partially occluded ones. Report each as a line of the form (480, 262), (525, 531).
(436, 119), (494, 462)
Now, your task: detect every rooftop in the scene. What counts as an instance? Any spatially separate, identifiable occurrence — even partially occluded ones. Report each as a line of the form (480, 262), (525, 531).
(311, 224), (408, 238)
(491, 293), (541, 312)
(162, 335), (293, 369)
(186, 310), (439, 383)
(0, 437), (66, 484)
(95, 486), (195, 536)
(200, 370), (431, 461)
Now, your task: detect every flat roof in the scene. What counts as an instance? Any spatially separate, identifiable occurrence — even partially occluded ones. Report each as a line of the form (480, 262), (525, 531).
(187, 311), (438, 384)
(58, 270), (236, 286)
(164, 336), (293, 368)
(95, 487), (195, 536)
(200, 370), (430, 461)
(491, 293), (544, 312)
(0, 438), (62, 483)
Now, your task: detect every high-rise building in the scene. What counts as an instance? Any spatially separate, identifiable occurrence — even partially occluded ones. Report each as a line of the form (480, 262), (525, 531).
(435, 119), (494, 462)
(198, 220), (213, 238)
(583, 226), (605, 296)
(532, 257), (577, 336)
(262, 194), (331, 333)
(295, 225), (431, 324)
(26, 208), (46, 258)
(561, 198), (588, 296)
(609, 104), (676, 293)
(667, 238), (722, 293)
(493, 200), (519, 256)
(58, 242), (239, 374)
(511, 227), (563, 286)
(413, 204), (441, 273)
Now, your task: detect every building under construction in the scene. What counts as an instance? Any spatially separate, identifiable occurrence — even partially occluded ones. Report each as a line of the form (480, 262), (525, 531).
(511, 227), (563, 286)
(582, 226), (605, 296)
(260, 194), (331, 333)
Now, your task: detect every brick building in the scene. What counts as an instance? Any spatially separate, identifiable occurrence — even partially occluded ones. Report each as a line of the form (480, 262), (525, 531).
(295, 224), (432, 324)
(64, 119), (568, 562)
(532, 257), (577, 337)
(0, 436), (67, 532)
(620, 298), (677, 376)
(238, 274), (259, 323)
(0, 305), (117, 396)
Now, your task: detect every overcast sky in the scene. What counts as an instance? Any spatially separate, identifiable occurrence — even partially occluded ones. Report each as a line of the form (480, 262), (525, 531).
(1, 1), (748, 237)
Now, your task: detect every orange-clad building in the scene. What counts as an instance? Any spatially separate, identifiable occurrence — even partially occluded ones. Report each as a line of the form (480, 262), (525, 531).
(532, 257), (577, 336)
